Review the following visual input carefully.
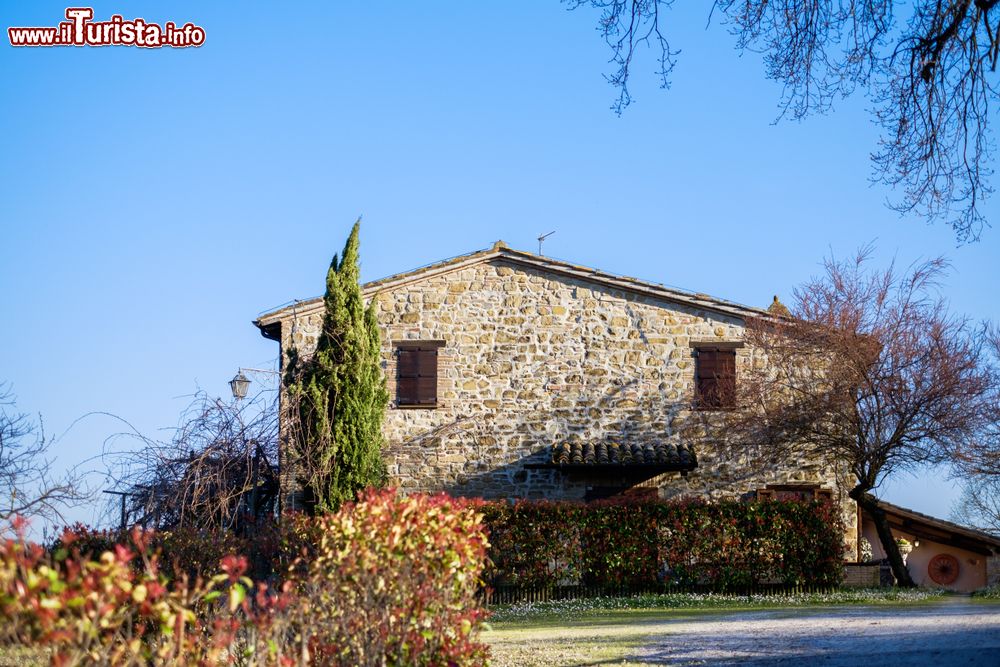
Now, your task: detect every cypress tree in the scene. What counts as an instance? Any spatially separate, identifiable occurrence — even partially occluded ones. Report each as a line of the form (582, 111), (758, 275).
(285, 221), (388, 512)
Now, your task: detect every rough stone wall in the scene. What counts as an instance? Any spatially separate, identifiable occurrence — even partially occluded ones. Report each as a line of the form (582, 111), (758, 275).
(277, 258), (857, 552)
(842, 564), (881, 588)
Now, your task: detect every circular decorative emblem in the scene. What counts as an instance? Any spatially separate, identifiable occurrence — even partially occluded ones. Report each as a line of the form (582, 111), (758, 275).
(927, 554), (960, 585)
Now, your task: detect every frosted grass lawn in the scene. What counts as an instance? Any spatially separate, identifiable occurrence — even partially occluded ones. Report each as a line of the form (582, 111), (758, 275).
(972, 584), (1000, 599)
(488, 587), (944, 623)
(485, 588), (950, 666)
(0, 645), (46, 667)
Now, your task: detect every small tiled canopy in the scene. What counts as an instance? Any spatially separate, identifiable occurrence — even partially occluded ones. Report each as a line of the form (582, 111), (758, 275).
(542, 439), (697, 473)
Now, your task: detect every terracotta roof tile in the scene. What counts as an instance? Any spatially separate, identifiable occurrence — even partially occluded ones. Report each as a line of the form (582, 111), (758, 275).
(550, 438), (697, 471)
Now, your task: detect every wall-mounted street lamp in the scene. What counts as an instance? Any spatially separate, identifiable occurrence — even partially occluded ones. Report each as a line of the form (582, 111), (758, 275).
(230, 367), (279, 400)
(229, 372), (251, 400)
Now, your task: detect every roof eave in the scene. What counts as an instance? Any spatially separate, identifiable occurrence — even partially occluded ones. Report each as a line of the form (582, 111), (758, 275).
(870, 499), (1000, 552)
(524, 462), (697, 475)
(254, 319), (281, 341)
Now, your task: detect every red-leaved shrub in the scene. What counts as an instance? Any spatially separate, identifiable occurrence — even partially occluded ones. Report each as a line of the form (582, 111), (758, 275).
(1, 489), (491, 666)
(0, 517), (250, 665)
(50, 524), (273, 581)
(482, 497), (844, 590)
(280, 488), (490, 666)
(479, 501), (583, 587)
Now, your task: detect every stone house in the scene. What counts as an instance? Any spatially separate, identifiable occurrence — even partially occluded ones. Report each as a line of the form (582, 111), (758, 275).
(255, 242), (865, 556)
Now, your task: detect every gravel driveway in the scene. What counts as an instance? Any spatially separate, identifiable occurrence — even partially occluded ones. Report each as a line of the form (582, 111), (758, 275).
(636, 598), (1000, 666)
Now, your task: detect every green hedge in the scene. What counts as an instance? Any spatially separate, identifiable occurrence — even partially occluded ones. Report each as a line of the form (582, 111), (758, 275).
(481, 498), (844, 590)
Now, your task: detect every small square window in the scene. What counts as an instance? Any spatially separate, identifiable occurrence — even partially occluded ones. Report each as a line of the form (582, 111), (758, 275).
(394, 341), (442, 408)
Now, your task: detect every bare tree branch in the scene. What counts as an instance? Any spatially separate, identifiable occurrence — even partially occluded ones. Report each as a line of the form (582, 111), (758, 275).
(569, 0), (1000, 241)
(952, 476), (1000, 532)
(565, 0), (679, 113)
(950, 326), (1000, 532)
(681, 247), (999, 584)
(0, 383), (86, 530)
(101, 389), (279, 534)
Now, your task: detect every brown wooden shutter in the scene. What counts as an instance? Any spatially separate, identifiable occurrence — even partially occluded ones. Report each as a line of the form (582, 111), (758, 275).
(396, 346), (437, 406)
(696, 349), (719, 408)
(415, 348), (437, 405)
(758, 485), (830, 502)
(696, 348), (735, 408)
(396, 348), (419, 405)
(776, 488), (812, 501)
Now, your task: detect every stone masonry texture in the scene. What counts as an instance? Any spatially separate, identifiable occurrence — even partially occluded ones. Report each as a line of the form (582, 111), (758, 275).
(268, 254), (858, 554)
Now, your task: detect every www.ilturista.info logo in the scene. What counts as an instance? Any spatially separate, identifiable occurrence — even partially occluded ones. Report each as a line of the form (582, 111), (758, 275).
(8, 8), (205, 48)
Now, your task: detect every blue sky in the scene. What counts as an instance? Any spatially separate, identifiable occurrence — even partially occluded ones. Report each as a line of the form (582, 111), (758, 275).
(2, 1), (997, 526)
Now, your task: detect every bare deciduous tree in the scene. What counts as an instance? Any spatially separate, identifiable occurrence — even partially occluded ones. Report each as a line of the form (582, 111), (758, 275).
(1, 383), (84, 528)
(103, 389), (279, 534)
(952, 477), (1000, 533)
(691, 248), (998, 586)
(568, 0), (1000, 241)
(951, 328), (1000, 533)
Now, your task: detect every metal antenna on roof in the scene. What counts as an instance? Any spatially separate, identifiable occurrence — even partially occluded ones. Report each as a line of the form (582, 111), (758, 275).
(537, 230), (555, 255)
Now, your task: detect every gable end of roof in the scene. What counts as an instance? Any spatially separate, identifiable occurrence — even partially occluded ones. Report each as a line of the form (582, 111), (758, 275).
(254, 243), (771, 331)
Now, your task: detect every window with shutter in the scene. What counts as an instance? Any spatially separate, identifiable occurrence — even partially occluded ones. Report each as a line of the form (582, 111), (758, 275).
(756, 485), (833, 502)
(695, 347), (736, 409)
(815, 489), (834, 503)
(394, 341), (442, 408)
